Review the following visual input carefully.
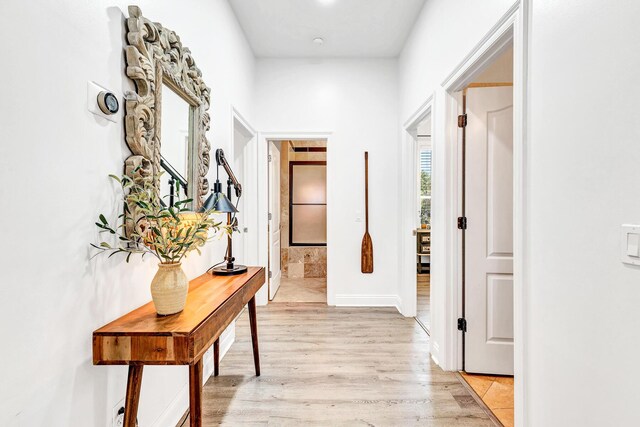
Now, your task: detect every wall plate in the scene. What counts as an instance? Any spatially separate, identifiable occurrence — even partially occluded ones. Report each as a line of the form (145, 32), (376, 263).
(621, 224), (640, 266)
(87, 81), (120, 123)
(112, 399), (125, 427)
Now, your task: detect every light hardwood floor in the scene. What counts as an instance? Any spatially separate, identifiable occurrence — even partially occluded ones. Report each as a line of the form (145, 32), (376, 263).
(181, 301), (495, 426)
(416, 274), (430, 331)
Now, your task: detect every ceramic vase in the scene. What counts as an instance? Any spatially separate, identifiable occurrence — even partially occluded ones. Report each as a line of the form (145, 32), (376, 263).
(150, 263), (188, 315)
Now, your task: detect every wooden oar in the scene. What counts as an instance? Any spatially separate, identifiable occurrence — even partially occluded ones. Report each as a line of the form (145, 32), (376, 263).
(361, 151), (373, 273)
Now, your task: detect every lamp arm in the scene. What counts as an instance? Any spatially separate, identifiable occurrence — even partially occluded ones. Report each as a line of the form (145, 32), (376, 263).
(215, 149), (242, 198)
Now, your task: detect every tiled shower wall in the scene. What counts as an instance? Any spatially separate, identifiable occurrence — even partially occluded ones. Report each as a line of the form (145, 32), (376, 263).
(280, 140), (327, 279)
(281, 247), (327, 278)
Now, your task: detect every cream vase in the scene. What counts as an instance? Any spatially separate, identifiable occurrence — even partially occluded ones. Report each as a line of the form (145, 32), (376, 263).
(150, 263), (189, 315)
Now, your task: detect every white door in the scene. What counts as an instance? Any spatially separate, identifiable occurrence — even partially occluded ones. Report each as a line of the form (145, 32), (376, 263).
(465, 86), (514, 375)
(268, 141), (282, 300)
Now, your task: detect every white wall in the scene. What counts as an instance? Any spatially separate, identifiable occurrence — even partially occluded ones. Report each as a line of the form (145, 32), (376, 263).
(0, 1), (254, 426)
(398, 0), (515, 366)
(526, 1), (640, 425)
(401, 0), (640, 424)
(399, 0), (515, 120)
(255, 59), (400, 307)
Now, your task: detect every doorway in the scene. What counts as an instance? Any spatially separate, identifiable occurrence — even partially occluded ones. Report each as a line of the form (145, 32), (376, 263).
(230, 112), (257, 275)
(233, 116), (254, 265)
(267, 139), (328, 303)
(457, 45), (515, 426)
(415, 114), (432, 334)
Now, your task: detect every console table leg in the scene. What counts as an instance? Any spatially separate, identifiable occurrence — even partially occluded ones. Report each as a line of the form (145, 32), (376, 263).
(123, 365), (143, 427)
(189, 358), (203, 427)
(213, 338), (220, 377)
(248, 296), (260, 376)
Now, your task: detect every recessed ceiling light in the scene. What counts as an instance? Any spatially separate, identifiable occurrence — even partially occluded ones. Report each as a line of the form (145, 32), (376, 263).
(313, 37), (325, 46)
(318, 0), (336, 5)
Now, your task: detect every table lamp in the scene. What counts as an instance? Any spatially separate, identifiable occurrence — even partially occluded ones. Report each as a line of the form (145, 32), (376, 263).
(199, 149), (247, 275)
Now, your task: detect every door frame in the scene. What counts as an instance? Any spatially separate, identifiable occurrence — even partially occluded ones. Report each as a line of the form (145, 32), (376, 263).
(401, 96), (433, 323)
(256, 131), (332, 306)
(230, 107), (257, 270)
(440, 3), (528, 425)
(267, 140), (283, 300)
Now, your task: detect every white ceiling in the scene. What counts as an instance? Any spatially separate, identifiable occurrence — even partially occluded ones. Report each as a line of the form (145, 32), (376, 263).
(228, 0), (427, 58)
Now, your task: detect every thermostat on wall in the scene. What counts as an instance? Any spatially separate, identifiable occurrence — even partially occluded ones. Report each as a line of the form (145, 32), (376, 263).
(97, 91), (119, 115)
(87, 81), (120, 123)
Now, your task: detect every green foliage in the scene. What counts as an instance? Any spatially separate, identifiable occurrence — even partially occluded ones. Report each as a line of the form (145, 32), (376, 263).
(420, 171), (431, 225)
(420, 171), (431, 197)
(420, 198), (431, 225)
(92, 171), (226, 264)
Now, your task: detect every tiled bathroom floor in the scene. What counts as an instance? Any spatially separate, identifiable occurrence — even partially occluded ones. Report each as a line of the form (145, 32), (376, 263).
(273, 277), (327, 303)
(460, 372), (514, 427)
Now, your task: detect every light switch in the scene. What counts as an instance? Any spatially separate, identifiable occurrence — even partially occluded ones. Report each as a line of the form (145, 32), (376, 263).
(627, 233), (640, 257)
(621, 225), (640, 266)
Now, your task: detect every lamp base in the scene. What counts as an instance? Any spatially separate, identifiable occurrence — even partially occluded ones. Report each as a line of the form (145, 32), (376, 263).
(211, 264), (248, 276)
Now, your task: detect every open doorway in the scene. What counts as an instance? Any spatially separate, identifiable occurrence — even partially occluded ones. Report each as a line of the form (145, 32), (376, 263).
(456, 45), (515, 427)
(232, 116), (254, 266)
(415, 115), (432, 333)
(267, 139), (327, 303)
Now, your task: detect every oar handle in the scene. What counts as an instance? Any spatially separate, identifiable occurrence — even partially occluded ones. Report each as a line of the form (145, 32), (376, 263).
(364, 151), (369, 232)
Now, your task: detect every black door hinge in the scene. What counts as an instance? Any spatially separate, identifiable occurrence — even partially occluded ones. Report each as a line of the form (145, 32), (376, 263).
(457, 216), (467, 230)
(458, 114), (467, 128)
(457, 318), (467, 332)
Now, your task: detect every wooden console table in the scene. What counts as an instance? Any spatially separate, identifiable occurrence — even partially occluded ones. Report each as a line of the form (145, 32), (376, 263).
(93, 267), (265, 427)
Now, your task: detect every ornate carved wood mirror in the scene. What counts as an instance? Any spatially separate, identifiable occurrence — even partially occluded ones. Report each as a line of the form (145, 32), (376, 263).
(124, 5), (211, 211)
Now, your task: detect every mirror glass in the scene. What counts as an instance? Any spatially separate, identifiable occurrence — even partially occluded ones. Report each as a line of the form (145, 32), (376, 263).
(160, 83), (191, 207)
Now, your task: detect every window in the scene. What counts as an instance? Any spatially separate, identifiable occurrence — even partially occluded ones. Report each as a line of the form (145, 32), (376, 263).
(419, 148), (431, 225)
(289, 161), (327, 246)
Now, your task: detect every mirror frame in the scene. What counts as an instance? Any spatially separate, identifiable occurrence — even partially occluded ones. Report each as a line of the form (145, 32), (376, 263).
(123, 6), (211, 211)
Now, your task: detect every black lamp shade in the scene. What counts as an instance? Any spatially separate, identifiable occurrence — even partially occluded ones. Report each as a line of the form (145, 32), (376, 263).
(199, 191), (238, 213)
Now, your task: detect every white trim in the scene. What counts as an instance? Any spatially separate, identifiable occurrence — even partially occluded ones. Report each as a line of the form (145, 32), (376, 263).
(513, 3), (529, 425)
(440, 1), (521, 89)
(399, 96), (434, 319)
(231, 106), (256, 137)
(334, 294), (401, 311)
(218, 322), (236, 359)
(230, 107), (257, 272)
(256, 131), (333, 306)
(431, 341), (441, 367)
(151, 383), (189, 427)
(437, 2), (527, 425)
(403, 94), (434, 131)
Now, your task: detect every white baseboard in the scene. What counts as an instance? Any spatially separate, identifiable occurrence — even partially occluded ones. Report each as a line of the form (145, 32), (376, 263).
(334, 294), (402, 312)
(431, 352), (440, 367)
(430, 340), (441, 367)
(151, 322), (236, 427)
(218, 323), (236, 361)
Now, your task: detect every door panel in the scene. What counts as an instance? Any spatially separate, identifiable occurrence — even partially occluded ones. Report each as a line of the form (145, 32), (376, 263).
(268, 142), (281, 300)
(486, 274), (514, 342)
(465, 86), (514, 375)
(487, 106), (514, 258)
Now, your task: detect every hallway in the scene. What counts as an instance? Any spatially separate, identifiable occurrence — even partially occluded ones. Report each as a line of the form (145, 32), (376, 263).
(184, 303), (493, 426)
